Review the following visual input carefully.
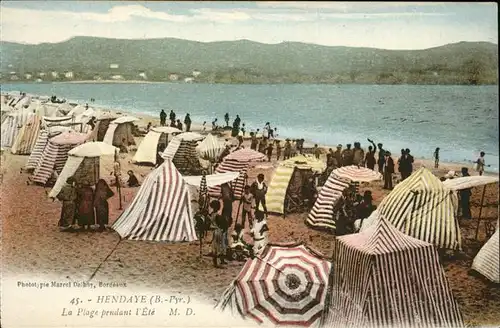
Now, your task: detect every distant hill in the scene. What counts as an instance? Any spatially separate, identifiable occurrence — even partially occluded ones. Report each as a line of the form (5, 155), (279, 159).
(1, 37), (498, 84)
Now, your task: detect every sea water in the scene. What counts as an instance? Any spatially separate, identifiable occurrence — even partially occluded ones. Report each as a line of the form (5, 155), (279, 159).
(2, 82), (498, 173)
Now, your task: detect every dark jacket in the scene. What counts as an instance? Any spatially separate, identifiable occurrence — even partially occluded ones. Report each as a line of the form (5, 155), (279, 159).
(383, 157), (395, 174)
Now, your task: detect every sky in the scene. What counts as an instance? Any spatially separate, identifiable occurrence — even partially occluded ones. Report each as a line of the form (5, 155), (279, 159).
(0, 1), (497, 50)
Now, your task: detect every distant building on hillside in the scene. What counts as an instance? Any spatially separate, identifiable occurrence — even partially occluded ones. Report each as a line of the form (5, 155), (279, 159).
(110, 64), (119, 69)
(25, 73), (33, 80)
(192, 70), (201, 77)
(168, 73), (179, 81)
(111, 75), (124, 81)
(38, 72), (46, 77)
(93, 75), (102, 81)
(184, 77), (194, 83)
(64, 71), (74, 79)
(9, 71), (16, 75)
(138, 72), (147, 80)
(36, 78), (43, 83)
(51, 71), (59, 78)
(10, 75), (19, 81)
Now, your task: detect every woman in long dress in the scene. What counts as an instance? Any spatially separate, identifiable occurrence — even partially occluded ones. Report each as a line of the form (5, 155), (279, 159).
(76, 183), (95, 231)
(94, 179), (114, 231)
(56, 177), (77, 232)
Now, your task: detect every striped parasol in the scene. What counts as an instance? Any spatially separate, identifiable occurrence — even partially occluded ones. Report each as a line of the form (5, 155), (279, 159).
(331, 165), (382, 182)
(196, 134), (225, 161)
(224, 148), (267, 162)
(216, 243), (331, 327)
(199, 174), (208, 209)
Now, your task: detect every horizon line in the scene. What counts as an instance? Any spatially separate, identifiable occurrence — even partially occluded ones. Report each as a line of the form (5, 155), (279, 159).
(2, 36), (498, 52)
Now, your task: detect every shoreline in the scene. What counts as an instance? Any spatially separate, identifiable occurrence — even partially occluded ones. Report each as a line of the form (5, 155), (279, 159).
(3, 90), (498, 176)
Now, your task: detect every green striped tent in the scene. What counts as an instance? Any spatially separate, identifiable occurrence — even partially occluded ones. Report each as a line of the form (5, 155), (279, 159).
(362, 167), (461, 250)
(267, 155), (326, 215)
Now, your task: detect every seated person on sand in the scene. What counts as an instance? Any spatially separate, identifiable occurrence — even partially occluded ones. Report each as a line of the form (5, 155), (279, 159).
(127, 170), (140, 187)
(231, 224), (251, 250)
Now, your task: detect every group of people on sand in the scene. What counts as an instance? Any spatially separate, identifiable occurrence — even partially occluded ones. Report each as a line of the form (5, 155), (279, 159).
(159, 109), (192, 132)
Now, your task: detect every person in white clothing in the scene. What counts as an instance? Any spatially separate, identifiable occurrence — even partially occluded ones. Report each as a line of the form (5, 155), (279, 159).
(475, 151), (486, 176)
(251, 210), (269, 256)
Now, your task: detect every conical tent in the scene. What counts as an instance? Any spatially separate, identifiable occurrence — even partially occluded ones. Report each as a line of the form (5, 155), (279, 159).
(31, 131), (89, 185)
(133, 126), (181, 165)
(103, 116), (138, 148)
(25, 127), (71, 170)
(11, 113), (42, 155)
(267, 155), (326, 215)
(112, 160), (197, 242)
(161, 132), (205, 174)
(208, 148), (267, 200)
(360, 167), (461, 250)
(472, 226), (499, 283)
(216, 243), (331, 327)
(196, 133), (225, 162)
(307, 166), (381, 231)
(322, 217), (464, 328)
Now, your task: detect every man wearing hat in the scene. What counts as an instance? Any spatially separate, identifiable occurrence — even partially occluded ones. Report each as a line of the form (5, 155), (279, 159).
(342, 143), (354, 166)
(334, 144), (343, 168)
(459, 167), (472, 219)
(382, 151), (395, 190)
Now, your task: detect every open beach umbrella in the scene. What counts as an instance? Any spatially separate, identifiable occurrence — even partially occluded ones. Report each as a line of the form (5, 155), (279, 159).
(196, 133), (225, 161)
(68, 141), (118, 157)
(330, 165), (382, 182)
(216, 243), (331, 327)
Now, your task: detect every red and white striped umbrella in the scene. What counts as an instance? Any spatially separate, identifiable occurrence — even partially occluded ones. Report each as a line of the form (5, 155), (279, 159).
(224, 148), (267, 162)
(224, 243), (331, 327)
(331, 165), (382, 182)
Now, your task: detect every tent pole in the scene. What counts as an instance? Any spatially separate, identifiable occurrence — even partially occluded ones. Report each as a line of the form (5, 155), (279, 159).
(234, 174), (247, 228)
(89, 237), (122, 282)
(475, 185), (487, 240)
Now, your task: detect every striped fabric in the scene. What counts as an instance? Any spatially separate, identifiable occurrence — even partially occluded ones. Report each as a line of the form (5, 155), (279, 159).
(268, 155), (326, 214)
(208, 149), (267, 199)
(196, 134), (225, 161)
(323, 217), (464, 328)
(306, 173), (351, 230)
(161, 134), (203, 173)
(331, 165), (383, 182)
(1, 111), (32, 147)
(266, 166), (296, 214)
(32, 132), (88, 185)
(11, 114), (41, 155)
(443, 176), (499, 190)
(364, 167), (461, 250)
(472, 227), (499, 283)
(112, 160), (197, 242)
(216, 243), (331, 327)
(25, 131), (50, 170)
(161, 136), (181, 159)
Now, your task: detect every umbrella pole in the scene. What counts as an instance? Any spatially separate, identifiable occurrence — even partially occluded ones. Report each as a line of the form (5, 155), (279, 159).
(321, 237), (336, 327)
(475, 185), (487, 240)
(89, 237), (122, 282)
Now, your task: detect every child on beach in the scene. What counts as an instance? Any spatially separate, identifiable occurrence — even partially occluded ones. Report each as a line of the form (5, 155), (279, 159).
(434, 147), (440, 168)
(251, 174), (268, 214)
(209, 200), (227, 268)
(241, 185), (254, 229)
(475, 151), (486, 176)
(266, 143), (273, 162)
(251, 210), (269, 256)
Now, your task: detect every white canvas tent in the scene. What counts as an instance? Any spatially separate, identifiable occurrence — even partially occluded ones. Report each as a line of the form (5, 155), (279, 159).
(49, 142), (118, 198)
(133, 126), (181, 165)
(103, 116), (138, 148)
(472, 226), (499, 283)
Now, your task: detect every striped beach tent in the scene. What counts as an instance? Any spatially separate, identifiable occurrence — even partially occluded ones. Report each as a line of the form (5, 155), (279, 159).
(472, 226), (499, 283)
(267, 155), (326, 215)
(361, 167), (461, 250)
(31, 131), (89, 185)
(103, 116), (138, 148)
(306, 166), (381, 231)
(112, 160), (197, 242)
(216, 243), (331, 327)
(25, 127), (71, 171)
(322, 217), (464, 328)
(161, 132), (204, 174)
(1, 110), (33, 147)
(208, 148), (267, 200)
(196, 133), (226, 162)
(133, 126), (181, 165)
(11, 114), (42, 155)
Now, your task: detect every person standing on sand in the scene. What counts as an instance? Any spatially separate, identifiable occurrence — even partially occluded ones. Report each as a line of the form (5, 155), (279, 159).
(56, 177), (77, 232)
(76, 183), (95, 231)
(224, 113), (230, 127)
(212, 118), (218, 131)
(365, 145), (376, 170)
(459, 167), (472, 219)
(342, 144), (354, 166)
(398, 149), (407, 180)
(184, 114), (192, 132)
(221, 183), (234, 228)
(266, 143), (273, 162)
(377, 143), (386, 173)
(234, 115), (241, 128)
(250, 132), (258, 150)
(251, 174), (268, 214)
(176, 119), (183, 131)
(405, 148), (414, 179)
(352, 142), (365, 166)
(276, 140), (282, 160)
(251, 210), (269, 256)
(475, 151), (486, 176)
(313, 144), (321, 160)
(160, 110), (167, 126)
(334, 145), (343, 168)
(283, 139), (291, 160)
(94, 179), (114, 231)
(434, 147), (440, 168)
(382, 151), (395, 190)
(169, 110), (176, 123)
(241, 185), (255, 230)
(209, 200), (226, 268)
(259, 138), (268, 154)
(241, 123), (246, 136)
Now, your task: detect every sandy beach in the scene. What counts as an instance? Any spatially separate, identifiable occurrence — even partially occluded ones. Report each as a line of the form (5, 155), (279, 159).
(1, 104), (499, 326)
